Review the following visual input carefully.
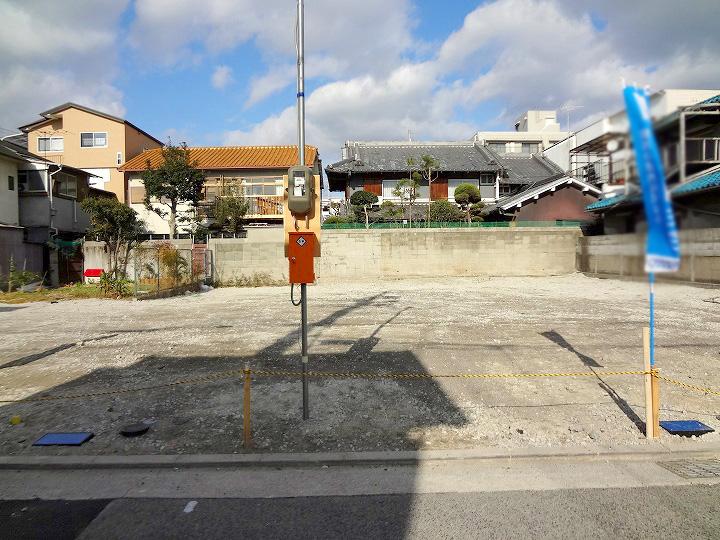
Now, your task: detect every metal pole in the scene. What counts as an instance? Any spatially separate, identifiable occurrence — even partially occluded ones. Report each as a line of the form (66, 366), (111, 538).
(648, 272), (655, 368)
(679, 111), (686, 184)
(297, 0), (306, 168)
(301, 283), (309, 419)
(297, 0), (309, 420)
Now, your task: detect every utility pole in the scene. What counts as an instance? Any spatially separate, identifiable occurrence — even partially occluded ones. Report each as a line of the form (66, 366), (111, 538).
(296, 0), (309, 421)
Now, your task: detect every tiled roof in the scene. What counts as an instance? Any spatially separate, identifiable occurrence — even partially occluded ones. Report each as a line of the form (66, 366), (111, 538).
(586, 167), (720, 211)
(496, 153), (565, 184)
(585, 194), (633, 211)
(1, 133), (27, 149)
(497, 176), (600, 211)
(698, 94), (720, 105)
(120, 145), (318, 172)
(672, 168), (720, 196)
(19, 102), (163, 145)
(325, 142), (499, 174)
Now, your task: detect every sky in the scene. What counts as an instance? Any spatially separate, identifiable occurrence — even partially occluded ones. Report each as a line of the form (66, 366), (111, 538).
(1, 0), (719, 165)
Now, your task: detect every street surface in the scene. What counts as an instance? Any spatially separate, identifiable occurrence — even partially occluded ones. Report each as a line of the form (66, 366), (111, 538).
(2, 450), (720, 539)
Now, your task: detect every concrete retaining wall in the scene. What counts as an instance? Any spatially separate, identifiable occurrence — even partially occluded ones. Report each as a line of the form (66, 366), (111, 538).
(83, 227), (583, 283)
(576, 228), (720, 283)
(316, 228), (582, 279)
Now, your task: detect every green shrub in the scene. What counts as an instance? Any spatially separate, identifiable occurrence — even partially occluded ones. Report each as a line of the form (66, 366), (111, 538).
(429, 199), (463, 222)
(98, 271), (130, 297)
(323, 215), (345, 224)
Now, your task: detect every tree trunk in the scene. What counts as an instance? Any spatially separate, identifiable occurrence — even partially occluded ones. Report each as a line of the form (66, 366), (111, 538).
(364, 205), (369, 229)
(427, 175), (432, 226)
(169, 202), (177, 239)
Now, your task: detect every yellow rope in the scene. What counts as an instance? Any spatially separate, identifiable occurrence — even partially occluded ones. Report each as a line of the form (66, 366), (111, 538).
(4, 367), (718, 404)
(656, 374), (720, 397)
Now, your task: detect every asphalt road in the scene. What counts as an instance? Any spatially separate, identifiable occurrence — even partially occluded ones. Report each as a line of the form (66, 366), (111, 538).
(3, 485), (720, 540)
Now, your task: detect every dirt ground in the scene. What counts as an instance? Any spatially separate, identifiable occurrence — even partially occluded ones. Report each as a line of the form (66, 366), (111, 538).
(0, 274), (719, 456)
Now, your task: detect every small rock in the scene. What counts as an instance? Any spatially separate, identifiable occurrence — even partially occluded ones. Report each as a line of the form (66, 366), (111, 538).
(516, 429), (524, 435)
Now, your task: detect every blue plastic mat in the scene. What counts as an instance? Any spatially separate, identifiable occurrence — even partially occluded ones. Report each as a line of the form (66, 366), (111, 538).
(660, 420), (714, 437)
(33, 432), (94, 446)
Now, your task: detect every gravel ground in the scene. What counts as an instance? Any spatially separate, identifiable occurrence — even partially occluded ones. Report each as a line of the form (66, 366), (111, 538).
(0, 274), (718, 456)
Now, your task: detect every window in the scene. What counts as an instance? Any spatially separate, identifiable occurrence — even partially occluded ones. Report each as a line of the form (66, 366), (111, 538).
(522, 143), (540, 154)
(55, 172), (78, 198)
(38, 137), (64, 152)
(479, 175), (495, 186)
(382, 180), (428, 200)
(80, 132), (108, 148)
(383, 180), (400, 199)
(499, 185), (515, 196)
(18, 170), (46, 192)
(130, 185), (146, 204)
(117, 152), (123, 165)
(241, 177), (283, 196)
(488, 142), (507, 153)
(8, 176), (14, 191)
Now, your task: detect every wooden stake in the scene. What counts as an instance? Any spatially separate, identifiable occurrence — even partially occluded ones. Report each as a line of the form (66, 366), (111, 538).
(651, 368), (660, 438)
(243, 364), (252, 449)
(643, 327), (656, 438)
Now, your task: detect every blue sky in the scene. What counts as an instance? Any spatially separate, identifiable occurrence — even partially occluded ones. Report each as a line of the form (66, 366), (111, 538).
(2, 0), (719, 163)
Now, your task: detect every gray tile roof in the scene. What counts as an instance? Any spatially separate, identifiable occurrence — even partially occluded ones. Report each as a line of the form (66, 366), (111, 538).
(1, 133), (27, 149)
(326, 142), (500, 174)
(326, 142), (565, 186)
(497, 153), (565, 184)
(0, 138), (44, 163)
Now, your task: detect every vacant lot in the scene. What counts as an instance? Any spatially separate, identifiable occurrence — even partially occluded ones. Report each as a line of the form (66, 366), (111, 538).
(0, 274), (718, 456)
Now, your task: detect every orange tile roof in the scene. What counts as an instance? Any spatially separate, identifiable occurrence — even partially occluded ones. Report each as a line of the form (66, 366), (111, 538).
(119, 145), (318, 172)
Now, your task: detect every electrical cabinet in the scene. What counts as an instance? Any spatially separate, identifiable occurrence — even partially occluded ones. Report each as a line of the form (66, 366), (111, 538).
(288, 231), (316, 284)
(287, 165), (314, 215)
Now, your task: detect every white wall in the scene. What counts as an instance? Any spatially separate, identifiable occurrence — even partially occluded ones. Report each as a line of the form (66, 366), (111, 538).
(82, 167), (111, 190)
(0, 156), (19, 226)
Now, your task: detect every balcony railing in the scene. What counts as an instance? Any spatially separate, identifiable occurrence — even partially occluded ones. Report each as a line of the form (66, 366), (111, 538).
(198, 195), (283, 220)
(247, 195), (283, 216)
(685, 138), (720, 163)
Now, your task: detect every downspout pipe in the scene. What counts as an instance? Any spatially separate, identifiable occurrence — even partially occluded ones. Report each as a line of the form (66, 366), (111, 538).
(48, 164), (63, 238)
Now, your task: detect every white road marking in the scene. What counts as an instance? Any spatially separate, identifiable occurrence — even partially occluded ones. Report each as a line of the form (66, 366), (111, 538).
(183, 500), (198, 513)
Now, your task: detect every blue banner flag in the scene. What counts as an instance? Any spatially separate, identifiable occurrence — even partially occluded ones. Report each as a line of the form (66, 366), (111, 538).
(623, 86), (680, 272)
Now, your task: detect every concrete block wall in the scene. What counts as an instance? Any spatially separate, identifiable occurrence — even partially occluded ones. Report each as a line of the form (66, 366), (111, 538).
(318, 228), (582, 279)
(83, 227), (584, 283)
(576, 228), (720, 283)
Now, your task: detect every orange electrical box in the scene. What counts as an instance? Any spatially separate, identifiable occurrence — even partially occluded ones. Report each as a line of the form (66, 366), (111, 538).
(288, 232), (316, 284)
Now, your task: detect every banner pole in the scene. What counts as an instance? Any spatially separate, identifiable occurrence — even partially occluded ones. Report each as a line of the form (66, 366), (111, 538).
(648, 271), (655, 368)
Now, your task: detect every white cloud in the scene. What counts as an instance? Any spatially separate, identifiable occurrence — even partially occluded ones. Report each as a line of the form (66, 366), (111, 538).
(223, 0), (720, 164)
(0, 0), (129, 131)
(211, 65), (233, 90)
(130, 0), (416, 102)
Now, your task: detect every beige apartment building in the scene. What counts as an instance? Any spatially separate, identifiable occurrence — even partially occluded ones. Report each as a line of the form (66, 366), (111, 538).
(18, 103), (162, 203)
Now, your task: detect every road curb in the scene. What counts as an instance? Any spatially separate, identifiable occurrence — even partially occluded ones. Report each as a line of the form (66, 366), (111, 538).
(1, 443), (719, 470)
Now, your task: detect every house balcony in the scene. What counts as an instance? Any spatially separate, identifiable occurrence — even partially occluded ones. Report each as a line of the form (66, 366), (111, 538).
(197, 195), (284, 221)
(246, 195), (283, 218)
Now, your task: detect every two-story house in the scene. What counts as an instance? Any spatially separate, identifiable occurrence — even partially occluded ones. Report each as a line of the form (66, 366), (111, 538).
(17, 103), (163, 203)
(119, 145), (322, 236)
(0, 138), (112, 286)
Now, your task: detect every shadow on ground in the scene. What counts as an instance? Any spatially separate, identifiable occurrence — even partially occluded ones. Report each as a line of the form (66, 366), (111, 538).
(0, 292), (468, 455)
(541, 329), (645, 433)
